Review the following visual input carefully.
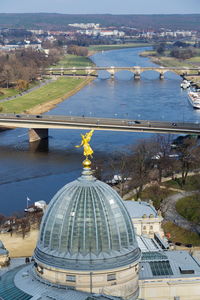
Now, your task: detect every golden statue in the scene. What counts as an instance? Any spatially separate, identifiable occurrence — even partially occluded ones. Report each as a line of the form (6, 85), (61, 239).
(76, 129), (94, 167)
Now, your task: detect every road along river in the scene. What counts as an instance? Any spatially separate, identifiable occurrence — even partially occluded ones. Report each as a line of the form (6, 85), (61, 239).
(0, 47), (199, 215)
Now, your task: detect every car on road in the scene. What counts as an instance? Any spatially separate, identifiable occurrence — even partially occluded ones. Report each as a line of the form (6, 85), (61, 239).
(36, 115), (42, 118)
(128, 120), (141, 125)
(16, 114), (21, 118)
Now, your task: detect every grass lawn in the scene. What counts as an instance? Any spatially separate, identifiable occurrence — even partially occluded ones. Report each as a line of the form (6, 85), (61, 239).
(0, 88), (19, 100)
(140, 185), (175, 210)
(163, 174), (200, 191)
(53, 54), (94, 68)
(176, 194), (200, 223)
(0, 77), (88, 113)
(88, 43), (151, 52)
(163, 221), (200, 246)
(187, 56), (200, 65)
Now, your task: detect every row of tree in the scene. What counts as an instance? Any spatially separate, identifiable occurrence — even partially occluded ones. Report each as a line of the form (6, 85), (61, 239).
(94, 134), (200, 209)
(155, 41), (199, 59)
(0, 47), (63, 89)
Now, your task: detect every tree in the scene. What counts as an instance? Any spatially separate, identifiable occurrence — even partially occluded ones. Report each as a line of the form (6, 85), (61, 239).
(67, 45), (88, 56)
(127, 140), (153, 199)
(106, 152), (132, 196)
(16, 79), (29, 91)
(175, 137), (200, 186)
(156, 42), (166, 55)
(170, 47), (196, 60)
(1, 64), (13, 88)
(151, 135), (175, 182)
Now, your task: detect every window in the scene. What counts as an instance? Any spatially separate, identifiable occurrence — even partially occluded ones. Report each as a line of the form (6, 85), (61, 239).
(149, 261), (173, 276)
(143, 226), (146, 230)
(107, 273), (116, 281)
(150, 225), (153, 230)
(66, 275), (76, 282)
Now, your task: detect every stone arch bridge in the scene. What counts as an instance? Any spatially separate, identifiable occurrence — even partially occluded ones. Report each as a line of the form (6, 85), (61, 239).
(41, 66), (200, 79)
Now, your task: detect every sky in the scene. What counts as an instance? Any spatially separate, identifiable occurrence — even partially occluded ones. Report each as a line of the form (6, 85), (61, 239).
(1, 0), (200, 14)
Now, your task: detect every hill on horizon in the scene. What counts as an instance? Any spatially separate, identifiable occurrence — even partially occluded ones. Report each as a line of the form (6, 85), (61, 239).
(0, 13), (200, 31)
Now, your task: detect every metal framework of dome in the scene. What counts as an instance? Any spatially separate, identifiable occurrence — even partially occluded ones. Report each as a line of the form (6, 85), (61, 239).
(34, 167), (140, 271)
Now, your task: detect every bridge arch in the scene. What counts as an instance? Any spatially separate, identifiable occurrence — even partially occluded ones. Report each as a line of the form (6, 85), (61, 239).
(96, 69), (112, 79)
(113, 70), (135, 80)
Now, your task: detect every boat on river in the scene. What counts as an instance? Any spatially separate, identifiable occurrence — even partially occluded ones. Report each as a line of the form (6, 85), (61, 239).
(180, 80), (190, 89)
(188, 90), (200, 109)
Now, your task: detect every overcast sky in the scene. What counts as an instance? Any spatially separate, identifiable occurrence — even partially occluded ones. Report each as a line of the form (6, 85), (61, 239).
(1, 0), (200, 14)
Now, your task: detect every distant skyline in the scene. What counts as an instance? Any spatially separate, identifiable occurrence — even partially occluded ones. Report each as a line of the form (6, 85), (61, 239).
(1, 0), (200, 14)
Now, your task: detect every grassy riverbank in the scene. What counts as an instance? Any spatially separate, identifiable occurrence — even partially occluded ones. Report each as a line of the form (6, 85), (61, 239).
(140, 49), (200, 87)
(0, 77), (93, 114)
(0, 54), (96, 114)
(53, 54), (95, 68)
(88, 42), (152, 52)
(140, 49), (200, 68)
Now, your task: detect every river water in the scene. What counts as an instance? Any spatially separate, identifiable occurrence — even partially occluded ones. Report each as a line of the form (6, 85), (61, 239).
(0, 47), (199, 215)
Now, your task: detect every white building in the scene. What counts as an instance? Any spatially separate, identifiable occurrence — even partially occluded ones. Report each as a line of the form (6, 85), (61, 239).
(124, 200), (164, 238)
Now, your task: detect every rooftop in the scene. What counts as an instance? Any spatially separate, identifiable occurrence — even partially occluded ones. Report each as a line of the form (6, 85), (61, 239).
(124, 201), (158, 218)
(140, 250), (200, 280)
(35, 168), (140, 271)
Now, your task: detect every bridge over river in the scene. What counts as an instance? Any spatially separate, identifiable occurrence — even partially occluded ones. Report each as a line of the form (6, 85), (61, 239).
(0, 114), (200, 143)
(41, 66), (200, 79)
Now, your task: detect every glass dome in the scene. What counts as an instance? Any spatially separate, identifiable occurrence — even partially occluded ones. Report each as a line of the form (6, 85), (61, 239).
(34, 168), (141, 271)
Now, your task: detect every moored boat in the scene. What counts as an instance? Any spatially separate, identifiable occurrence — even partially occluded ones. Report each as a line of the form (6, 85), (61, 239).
(180, 79), (190, 89)
(187, 90), (200, 109)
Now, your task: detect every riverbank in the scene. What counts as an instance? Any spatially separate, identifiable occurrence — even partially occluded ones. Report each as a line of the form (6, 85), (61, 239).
(0, 76), (94, 114)
(53, 54), (95, 68)
(140, 50), (200, 87)
(88, 42), (152, 53)
(26, 77), (94, 115)
(0, 54), (95, 114)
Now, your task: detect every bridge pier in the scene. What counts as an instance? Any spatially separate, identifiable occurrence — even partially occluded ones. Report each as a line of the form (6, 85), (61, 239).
(159, 73), (164, 80)
(134, 73), (141, 80)
(110, 73), (115, 79)
(72, 67), (77, 76)
(29, 138), (49, 152)
(29, 128), (48, 143)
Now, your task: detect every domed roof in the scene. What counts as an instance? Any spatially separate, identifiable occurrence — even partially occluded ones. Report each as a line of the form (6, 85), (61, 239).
(34, 168), (141, 271)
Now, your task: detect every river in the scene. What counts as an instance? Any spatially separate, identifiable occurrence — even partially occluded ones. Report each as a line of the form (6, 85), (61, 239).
(0, 47), (199, 215)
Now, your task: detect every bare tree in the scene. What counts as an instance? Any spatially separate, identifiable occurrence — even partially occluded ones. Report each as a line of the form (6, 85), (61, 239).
(152, 134), (175, 182)
(126, 140), (154, 199)
(1, 64), (13, 88)
(175, 137), (199, 186)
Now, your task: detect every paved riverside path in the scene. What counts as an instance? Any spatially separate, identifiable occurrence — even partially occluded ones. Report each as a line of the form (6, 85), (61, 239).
(161, 191), (200, 234)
